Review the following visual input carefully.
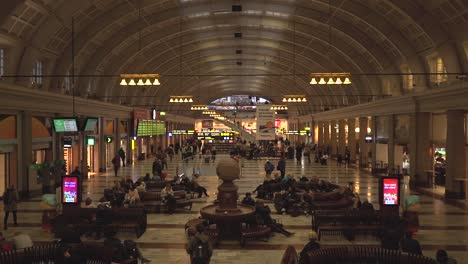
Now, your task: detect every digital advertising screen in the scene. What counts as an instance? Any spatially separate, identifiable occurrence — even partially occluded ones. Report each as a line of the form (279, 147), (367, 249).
(82, 118), (98, 132)
(53, 118), (78, 132)
(62, 176), (79, 204)
(381, 177), (400, 206)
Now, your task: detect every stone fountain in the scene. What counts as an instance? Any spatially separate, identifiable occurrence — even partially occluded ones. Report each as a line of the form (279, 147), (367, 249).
(199, 158), (255, 239)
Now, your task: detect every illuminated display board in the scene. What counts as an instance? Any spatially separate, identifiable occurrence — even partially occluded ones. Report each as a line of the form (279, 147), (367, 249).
(197, 131), (234, 140)
(136, 120), (165, 136)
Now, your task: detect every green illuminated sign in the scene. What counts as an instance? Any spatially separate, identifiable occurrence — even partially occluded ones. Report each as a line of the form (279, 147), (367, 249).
(106, 136), (113, 143)
(87, 137), (95, 146)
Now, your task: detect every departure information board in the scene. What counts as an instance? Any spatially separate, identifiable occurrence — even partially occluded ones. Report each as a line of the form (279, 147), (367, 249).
(136, 120), (165, 136)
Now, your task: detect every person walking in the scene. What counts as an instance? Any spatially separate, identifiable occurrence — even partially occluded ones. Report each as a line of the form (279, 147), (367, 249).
(3, 185), (19, 230)
(112, 154), (121, 177)
(118, 148), (126, 167)
(277, 156), (286, 178)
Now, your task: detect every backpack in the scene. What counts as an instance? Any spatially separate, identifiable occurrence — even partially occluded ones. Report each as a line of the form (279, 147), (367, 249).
(3, 190), (9, 205)
(192, 237), (210, 263)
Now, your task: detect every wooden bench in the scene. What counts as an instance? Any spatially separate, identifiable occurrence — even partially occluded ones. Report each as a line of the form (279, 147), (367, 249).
(313, 210), (381, 241)
(0, 242), (113, 264)
(317, 224), (381, 241)
(53, 207), (147, 238)
(312, 209), (380, 231)
(140, 190), (193, 213)
(240, 225), (272, 247)
(307, 246), (437, 264)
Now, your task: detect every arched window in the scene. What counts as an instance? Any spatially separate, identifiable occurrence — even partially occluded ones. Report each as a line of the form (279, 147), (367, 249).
(32, 60), (43, 85)
(63, 70), (71, 94)
(401, 65), (414, 90)
(427, 54), (447, 84)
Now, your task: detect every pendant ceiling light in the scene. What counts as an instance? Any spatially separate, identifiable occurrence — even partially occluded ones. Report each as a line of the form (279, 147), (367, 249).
(119, 4), (161, 86)
(309, 1), (351, 86)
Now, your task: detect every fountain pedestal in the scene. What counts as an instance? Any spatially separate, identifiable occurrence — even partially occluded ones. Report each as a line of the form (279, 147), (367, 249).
(199, 159), (254, 239)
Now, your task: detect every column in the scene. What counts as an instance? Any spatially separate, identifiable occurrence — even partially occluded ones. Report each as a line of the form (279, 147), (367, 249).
(17, 111), (32, 197)
(371, 117), (377, 170)
(323, 121), (330, 151)
(409, 112), (432, 187)
(330, 120), (338, 155)
(338, 119), (346, 156)
(114, 118), (121, 158)
(98, 117), (106, 172)
(348, 118), (356, 163)
(359, 117), (368, 168)
(126, 120), (132, 164)
(445, 110), (466, 199)
(310, 120), (316, 145)
(387, 115), (395, 173)
(317, 121), (323, 147)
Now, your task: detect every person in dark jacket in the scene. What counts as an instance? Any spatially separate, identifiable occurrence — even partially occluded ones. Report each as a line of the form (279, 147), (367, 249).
(3, 185), (18, 230)
(299, 231), (320, 263)
(241, 193), (256, 207)
(255, 201), (293, 237)
(436, 249), (457, 264)
(400, 232), (422, 255)
(277, 157), (286, 178)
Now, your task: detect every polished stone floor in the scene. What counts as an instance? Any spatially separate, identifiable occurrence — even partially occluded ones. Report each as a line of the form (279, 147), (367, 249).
(2, 154), (467, 263)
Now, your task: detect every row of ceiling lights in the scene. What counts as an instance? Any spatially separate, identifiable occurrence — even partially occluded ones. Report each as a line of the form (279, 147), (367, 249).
(119, 74), (161, 86)
(282, 97), (307, 103)
(169, 96), (193, 103)
(270, 105), (288, 110)
(191, 105), (209, 110)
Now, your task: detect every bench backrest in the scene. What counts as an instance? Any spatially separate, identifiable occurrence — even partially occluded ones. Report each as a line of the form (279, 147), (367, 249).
(307, 247), (437, 264)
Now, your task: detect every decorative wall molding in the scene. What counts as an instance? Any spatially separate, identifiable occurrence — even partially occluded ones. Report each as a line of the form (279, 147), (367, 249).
(0, 83), (133, 119)
(307, 84), (468, 122)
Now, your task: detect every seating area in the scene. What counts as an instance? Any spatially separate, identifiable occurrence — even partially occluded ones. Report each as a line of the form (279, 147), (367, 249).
(312, 209), (381, 241)
(0, 242), (112, 264)
(305, 246), (437, 264)
(139, 190), (193, 213)
(52, 207), (147, 238)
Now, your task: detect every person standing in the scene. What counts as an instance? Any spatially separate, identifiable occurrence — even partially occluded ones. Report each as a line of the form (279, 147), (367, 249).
(277, 156), (286, 178)
(186, 224), (213, 264)
(344, 148), (351, 168)
(118, 148), (126, 167)
(264, 161), (274, 179)
(112, 154), (121, 177)
(295, 145), (303, 165)
(3, 185), (19, 230)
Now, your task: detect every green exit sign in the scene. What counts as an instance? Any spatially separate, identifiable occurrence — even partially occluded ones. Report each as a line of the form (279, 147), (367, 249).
(87, 137), (95, 146)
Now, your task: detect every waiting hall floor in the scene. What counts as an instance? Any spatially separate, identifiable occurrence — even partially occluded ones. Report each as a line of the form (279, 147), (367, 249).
(2, 155), (467, 263)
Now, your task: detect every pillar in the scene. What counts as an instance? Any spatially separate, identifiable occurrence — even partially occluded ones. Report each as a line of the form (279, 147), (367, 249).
(348, 118), (356, 163)
(338, 119), (346, 156)
(445, 110), (466, 199)
(330, 120), (338, 155)
(98, 117), (106, 172)
(114, 118), (121, 158)
(371, 117), (377, 170)
(409, 112), (432, 187)
(324, 121), (330, 151)
(387, 115), (395, 173)
(17, 111), (32, 197)
(317, 121), (323, 147)
(359, 117), (368, 168)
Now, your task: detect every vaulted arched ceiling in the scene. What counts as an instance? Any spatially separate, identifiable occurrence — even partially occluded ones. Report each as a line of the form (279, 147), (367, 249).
(1, 0), (467, 117)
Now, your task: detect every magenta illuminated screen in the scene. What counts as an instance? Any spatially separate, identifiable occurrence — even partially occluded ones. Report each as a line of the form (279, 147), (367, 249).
(62, 177), (79, 204)
(382, 178), (399, 206)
